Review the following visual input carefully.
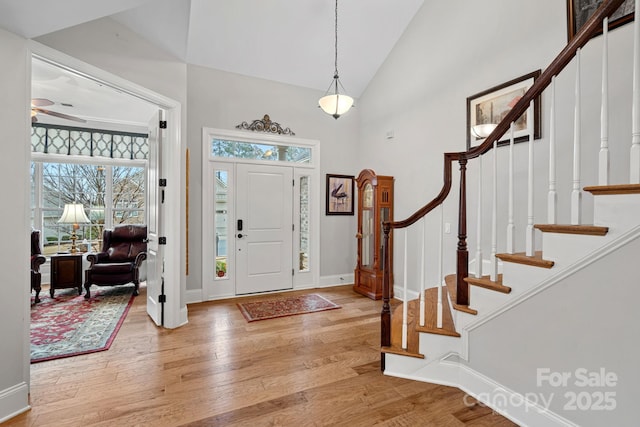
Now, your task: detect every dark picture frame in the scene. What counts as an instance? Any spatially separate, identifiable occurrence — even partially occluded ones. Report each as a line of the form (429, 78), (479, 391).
(326, 174), (354, 215)
(466, 70), (542, 151)
(567, 0), (635, 41)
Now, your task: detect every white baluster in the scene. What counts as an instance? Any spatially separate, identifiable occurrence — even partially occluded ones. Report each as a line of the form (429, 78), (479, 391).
(600, 18), (610, 186)
(632, 0), (640, 183)
(437, 205), (443, 329)
(548, 77), (558, 224)
(419, 218), (426, 327)
(402, 229), (408, 350)
(475, 155), (483, 278)
(506, 122), (515, 254)
(490, 138), (498, 281)
(572, 48), (582, 224)
(526, 102), (535, 257)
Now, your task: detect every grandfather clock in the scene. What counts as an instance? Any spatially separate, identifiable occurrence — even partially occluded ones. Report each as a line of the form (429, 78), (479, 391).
(353, 169), (394, 300)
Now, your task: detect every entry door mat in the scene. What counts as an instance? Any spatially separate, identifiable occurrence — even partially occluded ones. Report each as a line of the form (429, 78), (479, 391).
(30, 285), (135, 363)
(237, 294), (341, 322)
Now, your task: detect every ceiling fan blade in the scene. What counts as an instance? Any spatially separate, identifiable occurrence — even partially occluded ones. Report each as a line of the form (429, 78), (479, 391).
(31, 98), (54, 107)
(33, 107), (86, 123)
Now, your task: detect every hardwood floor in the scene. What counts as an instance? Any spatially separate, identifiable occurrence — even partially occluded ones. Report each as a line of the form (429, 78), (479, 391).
(10, 285), (518, 426)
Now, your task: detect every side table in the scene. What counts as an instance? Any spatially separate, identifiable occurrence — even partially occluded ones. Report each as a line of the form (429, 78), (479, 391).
(50, 253), (83, 298)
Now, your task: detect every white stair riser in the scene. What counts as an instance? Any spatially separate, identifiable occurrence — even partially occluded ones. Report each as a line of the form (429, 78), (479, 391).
(385, 349), (460, 386)
(468, 258), (480, 277)
(593, 193), (640, 230)
(469, 258), (503, 277)
(384, 353), (433, 377)
(468, 285), (511, 314)
(501, 262), (552, 289)
(417, 332), (461, 360)
(541, 233), (607, 268)
(451, 305), (477, 330)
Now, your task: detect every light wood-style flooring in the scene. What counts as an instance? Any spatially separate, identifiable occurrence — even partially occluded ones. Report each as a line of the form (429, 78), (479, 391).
(9, 285), (518, 426)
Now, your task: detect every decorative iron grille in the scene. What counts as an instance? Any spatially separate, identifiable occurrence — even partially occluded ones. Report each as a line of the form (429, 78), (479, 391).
(31, 123), (148, 160)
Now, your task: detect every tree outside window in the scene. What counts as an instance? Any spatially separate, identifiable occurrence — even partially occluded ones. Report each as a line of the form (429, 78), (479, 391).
(112, 165), (145, 225)
(34, 162), (145, 255)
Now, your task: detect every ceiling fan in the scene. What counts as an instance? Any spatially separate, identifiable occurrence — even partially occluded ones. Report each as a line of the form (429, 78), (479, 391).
(31, 98), (86, 123)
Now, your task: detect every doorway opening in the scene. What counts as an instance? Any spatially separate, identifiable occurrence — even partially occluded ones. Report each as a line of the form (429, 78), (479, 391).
(28, 43), (185, 337)
(201, 128), (320, 300)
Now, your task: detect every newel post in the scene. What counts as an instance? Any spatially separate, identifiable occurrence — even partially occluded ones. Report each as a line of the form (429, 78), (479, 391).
(381, 222), (392, 371)
(456, 159), (469, 306)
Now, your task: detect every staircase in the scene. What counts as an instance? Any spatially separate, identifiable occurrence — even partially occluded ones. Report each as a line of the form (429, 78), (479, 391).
(378, 1), (639, 426)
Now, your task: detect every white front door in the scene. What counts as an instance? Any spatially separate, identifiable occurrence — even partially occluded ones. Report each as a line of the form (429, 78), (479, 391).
(146, 110), (164, 325)
(235, 163), (293, 294)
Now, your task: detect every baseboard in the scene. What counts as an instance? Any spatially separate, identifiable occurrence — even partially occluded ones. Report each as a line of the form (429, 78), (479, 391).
(393, 285), (419, 301)
(0, 382), (30, 424)
(186, 275), (355, 305)
(177, 305), (189, 328)
(185, 288), (203, 304)
(319, 273), (353, 287)
(386, 356), (576, 427)
(456, 363), (578, 427)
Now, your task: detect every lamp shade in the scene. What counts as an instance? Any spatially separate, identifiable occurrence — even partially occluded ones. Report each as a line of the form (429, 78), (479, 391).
(319, 93), (354, 119)
(58, 203), (90, 225)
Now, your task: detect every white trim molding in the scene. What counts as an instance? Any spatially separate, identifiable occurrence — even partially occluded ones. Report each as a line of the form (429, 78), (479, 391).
(0, 383), (30, 424)
(385, 353), (577, 427)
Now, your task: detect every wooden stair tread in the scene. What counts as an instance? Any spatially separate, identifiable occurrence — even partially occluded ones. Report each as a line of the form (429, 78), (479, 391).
(381, 346), (425, 359)
(534, 224), (608, 236)
(415, 287), (460, 337)
(464, 274), (511, 294)
(383, 298), (425, 359)
(495, 251), (554, 269)
(445, 274), (477, 315)
(584, 184), (640, 195)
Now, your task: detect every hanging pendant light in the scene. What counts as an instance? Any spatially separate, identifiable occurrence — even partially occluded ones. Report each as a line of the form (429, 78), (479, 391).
(319, 0), (353, 119)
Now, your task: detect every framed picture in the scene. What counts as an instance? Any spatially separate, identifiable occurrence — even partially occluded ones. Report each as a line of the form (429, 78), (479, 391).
(326, 174), (354, 215)
(466, 70), (541, 151)
(567, 0), (635, 40)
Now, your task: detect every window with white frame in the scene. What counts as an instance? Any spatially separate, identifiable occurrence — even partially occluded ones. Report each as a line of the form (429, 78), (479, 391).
(31, 124), (147, 255)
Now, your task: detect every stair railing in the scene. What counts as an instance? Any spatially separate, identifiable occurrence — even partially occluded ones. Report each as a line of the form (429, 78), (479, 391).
(381, 0), (629, 362)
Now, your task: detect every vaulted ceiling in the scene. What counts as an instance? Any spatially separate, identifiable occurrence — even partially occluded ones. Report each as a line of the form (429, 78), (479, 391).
(1, 0), (424, 125)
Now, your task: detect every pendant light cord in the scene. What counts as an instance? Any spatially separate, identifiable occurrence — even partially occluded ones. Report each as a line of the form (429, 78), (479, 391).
(318, 0), (353, 119)
(334, 0), (339, 79)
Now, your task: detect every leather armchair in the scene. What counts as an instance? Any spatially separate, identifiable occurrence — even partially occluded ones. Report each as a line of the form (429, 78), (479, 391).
(84, 224), (147, 299)
(31, 230), (46, 303)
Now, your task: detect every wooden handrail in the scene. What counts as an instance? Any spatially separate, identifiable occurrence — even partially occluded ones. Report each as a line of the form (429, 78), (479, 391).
(386, 0), (626, 232)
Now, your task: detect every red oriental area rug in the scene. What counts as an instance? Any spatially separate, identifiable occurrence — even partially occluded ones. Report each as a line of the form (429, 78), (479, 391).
(237, 293), (341, 322)
(30, 285), (135, 363)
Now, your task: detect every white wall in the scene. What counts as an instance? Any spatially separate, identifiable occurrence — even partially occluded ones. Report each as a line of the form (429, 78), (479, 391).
(186, 64), (360, 291)
(35, 17), (361, 295)
(358, 0), (566, 288)
(0, 27), (31, 421)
